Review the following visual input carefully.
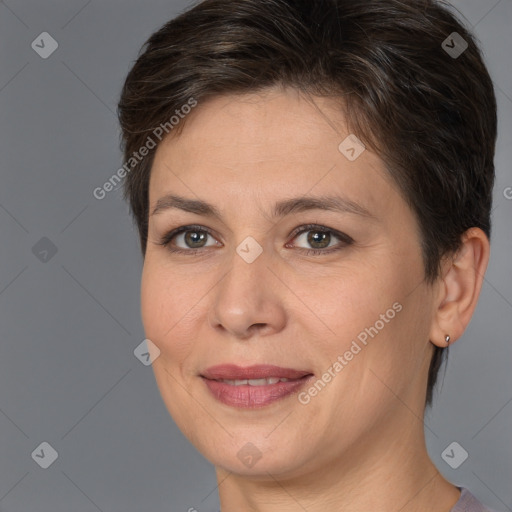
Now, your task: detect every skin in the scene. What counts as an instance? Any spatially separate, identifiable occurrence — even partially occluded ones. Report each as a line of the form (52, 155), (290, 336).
(141, 86), (490, 512)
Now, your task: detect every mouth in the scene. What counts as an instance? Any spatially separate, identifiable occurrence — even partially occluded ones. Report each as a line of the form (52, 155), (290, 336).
(200, 364), (314, 408)
(209, 376), (297, 386)
(201, 363), (312, 381)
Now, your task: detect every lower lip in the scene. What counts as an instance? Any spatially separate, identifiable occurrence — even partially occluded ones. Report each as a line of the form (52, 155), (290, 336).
(201, 376), (313, 408)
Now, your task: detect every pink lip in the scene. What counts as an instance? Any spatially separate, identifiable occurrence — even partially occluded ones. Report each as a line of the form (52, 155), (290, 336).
(200, 364), (314, 408)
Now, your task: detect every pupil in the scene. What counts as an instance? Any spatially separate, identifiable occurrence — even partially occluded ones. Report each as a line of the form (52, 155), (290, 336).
(308, 231), (330, 249)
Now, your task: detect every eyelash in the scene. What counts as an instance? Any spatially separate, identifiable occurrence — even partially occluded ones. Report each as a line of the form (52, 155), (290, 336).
(157, 224), (353, 256)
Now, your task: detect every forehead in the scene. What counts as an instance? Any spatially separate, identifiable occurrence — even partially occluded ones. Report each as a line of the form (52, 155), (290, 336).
(155, 89), (350, 163)
(148, 88), (401, 223)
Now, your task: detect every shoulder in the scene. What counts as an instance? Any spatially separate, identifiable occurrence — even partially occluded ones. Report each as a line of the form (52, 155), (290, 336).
(451, 487), (498, 512)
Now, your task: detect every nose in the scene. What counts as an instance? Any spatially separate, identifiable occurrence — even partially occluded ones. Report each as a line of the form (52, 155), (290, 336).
(207, 246), (287, 340)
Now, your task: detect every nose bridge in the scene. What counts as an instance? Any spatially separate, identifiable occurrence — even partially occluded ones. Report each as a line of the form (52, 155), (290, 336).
(218, 240), (269, 308)
(208, 239), (285, 337)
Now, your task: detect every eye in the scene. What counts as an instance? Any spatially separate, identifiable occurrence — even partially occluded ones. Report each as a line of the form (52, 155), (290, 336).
(288, 224), (353, 255)
(158, 225), (220, 254)
(158, 223), (353, 256)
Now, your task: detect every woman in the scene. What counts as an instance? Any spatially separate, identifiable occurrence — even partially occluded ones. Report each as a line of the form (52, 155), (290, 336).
(117, 0), (498, 510)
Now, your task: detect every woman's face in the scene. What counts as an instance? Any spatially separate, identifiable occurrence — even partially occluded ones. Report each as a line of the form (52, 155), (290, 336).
(141, 87), (439, 478)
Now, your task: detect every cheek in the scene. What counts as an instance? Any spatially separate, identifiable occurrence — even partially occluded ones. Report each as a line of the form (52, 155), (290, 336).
(141, 260), (166, 340)
(316, 255), (424, 376)
(317, 261), (395, 326)
(140, 259), (200, 359)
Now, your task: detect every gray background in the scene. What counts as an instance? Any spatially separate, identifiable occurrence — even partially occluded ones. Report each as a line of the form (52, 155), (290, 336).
(0, 1), (511, 511)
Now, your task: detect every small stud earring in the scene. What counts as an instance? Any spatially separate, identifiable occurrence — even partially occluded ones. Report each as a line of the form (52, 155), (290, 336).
(445, 334), (451, 345)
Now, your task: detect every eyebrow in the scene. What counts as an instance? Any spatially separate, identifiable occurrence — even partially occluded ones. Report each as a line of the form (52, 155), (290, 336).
(150, 193), (375, 220)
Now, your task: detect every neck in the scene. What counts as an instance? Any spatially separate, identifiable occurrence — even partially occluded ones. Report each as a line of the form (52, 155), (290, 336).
(215, 409), (460, 512)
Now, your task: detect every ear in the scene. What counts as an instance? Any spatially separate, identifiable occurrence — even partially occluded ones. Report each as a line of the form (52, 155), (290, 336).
(429, 228), (490, 348)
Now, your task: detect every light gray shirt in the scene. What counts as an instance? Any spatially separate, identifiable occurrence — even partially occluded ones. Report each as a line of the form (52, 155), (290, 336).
(451, 488), (497, 512)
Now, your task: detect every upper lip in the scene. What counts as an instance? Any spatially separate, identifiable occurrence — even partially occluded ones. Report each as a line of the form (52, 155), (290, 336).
(201, 364), (312, 380)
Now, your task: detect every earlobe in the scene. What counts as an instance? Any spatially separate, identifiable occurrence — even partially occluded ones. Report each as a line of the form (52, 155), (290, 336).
(429, 228), (490, 348)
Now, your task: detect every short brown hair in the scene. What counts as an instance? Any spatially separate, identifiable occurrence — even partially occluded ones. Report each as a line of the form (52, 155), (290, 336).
(117, 0), (497, 406)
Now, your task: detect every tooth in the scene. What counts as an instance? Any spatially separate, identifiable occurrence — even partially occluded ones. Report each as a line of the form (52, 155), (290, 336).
(218, 377), (295, 386)
(248, 378), (268, 386)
